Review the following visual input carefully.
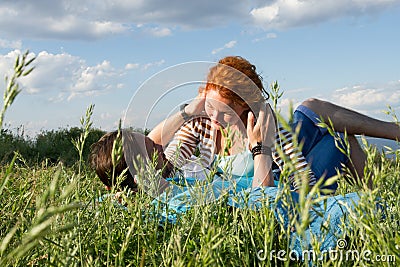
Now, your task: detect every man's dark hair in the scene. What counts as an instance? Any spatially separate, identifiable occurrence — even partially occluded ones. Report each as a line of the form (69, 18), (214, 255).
(88, 130), (138, 191)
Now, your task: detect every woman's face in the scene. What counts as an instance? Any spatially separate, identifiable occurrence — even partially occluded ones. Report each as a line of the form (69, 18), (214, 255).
(205, 89), (247, 129)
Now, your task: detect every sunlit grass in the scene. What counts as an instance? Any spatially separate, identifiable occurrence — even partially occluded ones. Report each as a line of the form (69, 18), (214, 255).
(1, 102), (399, 266)
(0, 149), (399, 266)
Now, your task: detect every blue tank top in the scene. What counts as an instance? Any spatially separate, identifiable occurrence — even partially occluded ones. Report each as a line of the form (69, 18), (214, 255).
(216, 150), (254, 178)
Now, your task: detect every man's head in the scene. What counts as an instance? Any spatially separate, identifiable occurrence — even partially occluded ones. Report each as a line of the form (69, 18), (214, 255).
(89, 130), (171, 192)
(89, 130), (137, 191)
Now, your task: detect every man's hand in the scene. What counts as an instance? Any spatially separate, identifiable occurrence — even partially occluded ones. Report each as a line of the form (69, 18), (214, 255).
(184, 87), (206, 118)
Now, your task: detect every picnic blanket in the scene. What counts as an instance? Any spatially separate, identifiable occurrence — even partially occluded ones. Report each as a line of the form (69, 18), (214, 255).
(152, 177), (363, 257)
(99, 176), (381, 260)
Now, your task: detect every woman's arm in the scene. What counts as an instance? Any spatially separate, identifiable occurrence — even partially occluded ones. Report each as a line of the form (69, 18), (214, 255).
(252, 153), (274, 187)
(247, 104), (276, 187)
(148, 89), (206, 147)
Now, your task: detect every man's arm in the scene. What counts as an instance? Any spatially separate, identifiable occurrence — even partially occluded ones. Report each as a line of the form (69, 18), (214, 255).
(148, 90), (206, 146)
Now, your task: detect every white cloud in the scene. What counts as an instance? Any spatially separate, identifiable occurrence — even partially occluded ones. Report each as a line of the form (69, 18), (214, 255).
(331, 81), (400, 117)
(0, 50), (18, 77)
(0, 50), (170, 105)
(123, 59), (166, 72)
(125, 59), (165, 70)
(48, 93), (65, 103)
(69, 60), (117, 100)
(0, 50), (125, 102)
(0, 2), (127, 40)
(125, 63), (140, 70)
(0, 38), (21, 49)
(143, 59), (165, 70)
(212, 40), (237, 55)
(144, 27), (172, 37)
(250, 0), (400, 30)
(277, 97), (302, 115)
(274, 81), (400, 121)
(0, 1), (398, 39)
(91, 21), (128, 36)
(225, 40), (237, 48)
(335, 87), (385, 105)
(0, 1), (247, 40)
(252, 32), (277, 42)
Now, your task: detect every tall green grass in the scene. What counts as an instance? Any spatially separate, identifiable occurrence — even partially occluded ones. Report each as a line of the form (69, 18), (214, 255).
(1, 143), (399, 266)
(0, 51), (35, 129)
(0, 54), (399, 266)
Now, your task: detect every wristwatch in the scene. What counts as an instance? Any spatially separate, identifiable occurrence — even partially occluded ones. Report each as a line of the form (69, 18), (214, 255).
(251, 141), (272, 159)
(180, 103), (192, 121)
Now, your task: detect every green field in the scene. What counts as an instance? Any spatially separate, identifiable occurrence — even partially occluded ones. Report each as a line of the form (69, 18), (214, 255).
(1, 52), (399, 266)
(1, 128), (400, 266)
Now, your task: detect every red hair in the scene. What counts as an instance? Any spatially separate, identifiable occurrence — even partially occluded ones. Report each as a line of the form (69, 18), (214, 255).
(205, 56), (268, 108)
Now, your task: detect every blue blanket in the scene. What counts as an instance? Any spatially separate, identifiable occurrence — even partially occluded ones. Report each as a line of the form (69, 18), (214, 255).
(99, 176), (376, 260)
(153, 177), (363, 258)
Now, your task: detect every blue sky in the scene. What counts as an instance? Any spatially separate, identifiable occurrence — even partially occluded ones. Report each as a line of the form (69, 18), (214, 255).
(0, 0), (399, 137)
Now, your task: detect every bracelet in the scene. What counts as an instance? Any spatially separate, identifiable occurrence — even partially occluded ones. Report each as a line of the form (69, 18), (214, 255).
(180, 103), (192, 121)
(251, 142), (272, 159)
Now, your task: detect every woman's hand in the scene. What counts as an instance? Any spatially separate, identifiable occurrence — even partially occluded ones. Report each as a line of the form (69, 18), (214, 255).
(247, 103), (276, 187)
(246, 103), (276, 149)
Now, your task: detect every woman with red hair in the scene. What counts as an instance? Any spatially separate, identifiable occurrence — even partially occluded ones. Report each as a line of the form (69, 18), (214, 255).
(148, 56), (399, 192)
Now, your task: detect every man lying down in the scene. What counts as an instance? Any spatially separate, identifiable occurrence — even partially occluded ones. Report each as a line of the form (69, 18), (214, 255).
(88, 130), (385, 260)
